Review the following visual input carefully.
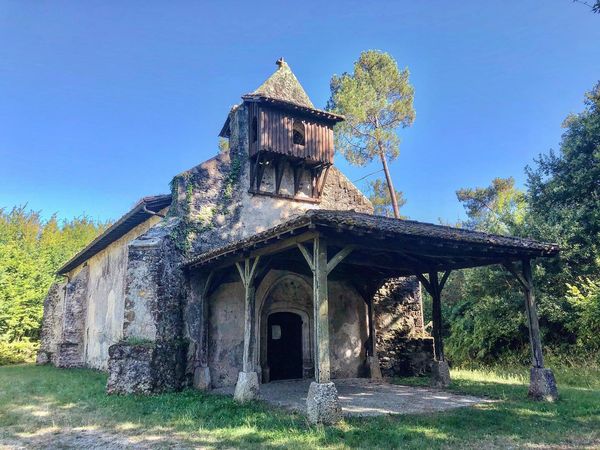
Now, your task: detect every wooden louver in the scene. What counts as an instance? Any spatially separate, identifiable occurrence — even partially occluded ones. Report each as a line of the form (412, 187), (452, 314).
(248, 103), (335, 165)
(246, 102), (336, 202)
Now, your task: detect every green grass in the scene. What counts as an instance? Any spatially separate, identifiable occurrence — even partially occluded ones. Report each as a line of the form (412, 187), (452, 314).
(0, 364), (598, 449)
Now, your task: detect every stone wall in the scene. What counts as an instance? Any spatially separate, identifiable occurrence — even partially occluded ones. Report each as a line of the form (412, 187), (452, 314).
(36, 282), (66, 365)
(374, 277), (434, 376)
(55, 266), (89, 368)
(106, 220), (188, 394)
(207, 280), (246, 388)
(329, 280), (369, 379)
(91, 100), (422, 394)
(206, 270), (369, 388)
(83, 212), (165, 369)
(36, 210), (166, 370)
(170, 103), (373, 261)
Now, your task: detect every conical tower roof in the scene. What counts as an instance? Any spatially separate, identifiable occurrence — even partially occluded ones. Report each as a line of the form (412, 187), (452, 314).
(250, 58), (315, 109)
(219, 58), (343, 138)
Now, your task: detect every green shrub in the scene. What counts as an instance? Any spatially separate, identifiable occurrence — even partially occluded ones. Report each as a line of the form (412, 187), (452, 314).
(566, 277), (600, 359)
(0, 339), (39, 365)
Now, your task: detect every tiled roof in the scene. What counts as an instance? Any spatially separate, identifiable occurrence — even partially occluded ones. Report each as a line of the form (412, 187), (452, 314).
(250, 58), (314, 108)
(57, 195), (172, 275)
(184, 209), (559, 268)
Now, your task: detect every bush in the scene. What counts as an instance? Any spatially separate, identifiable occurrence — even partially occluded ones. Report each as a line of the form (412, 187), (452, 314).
(566, 277), (600, 359)
(0, 339), (39, 365)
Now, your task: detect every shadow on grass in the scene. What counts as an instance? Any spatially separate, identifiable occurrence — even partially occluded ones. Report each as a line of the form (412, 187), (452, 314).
(0, 364), (599, 449)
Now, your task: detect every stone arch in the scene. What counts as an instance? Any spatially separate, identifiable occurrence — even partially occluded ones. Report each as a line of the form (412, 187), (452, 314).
(256, 272), (314, 382)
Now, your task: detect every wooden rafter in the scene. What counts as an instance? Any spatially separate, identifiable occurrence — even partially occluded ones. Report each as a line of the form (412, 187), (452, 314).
(293, 161), (304, 196)
(274, 156), (285, 195)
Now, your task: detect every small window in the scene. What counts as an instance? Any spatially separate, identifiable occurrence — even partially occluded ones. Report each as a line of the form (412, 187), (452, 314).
(251, 117), (258, 143)
(292, 119), (305, 146)
(271, 325), (282, 340)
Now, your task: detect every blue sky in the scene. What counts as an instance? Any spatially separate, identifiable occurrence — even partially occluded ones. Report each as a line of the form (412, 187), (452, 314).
(1, 1), (599, 225)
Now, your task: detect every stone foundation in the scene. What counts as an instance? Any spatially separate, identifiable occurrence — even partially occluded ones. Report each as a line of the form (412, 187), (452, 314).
(378, 337), (434, 377)
(367, 356), (382, 379)
(233, 371), (260, 402)
(306, 381), (341, 425)
(193, 366), (211, 390)
(528, 367), (558, 401)
(55, 343), (85, 368)
(430, 360), (451, 388)
(106, 340), (187, 395)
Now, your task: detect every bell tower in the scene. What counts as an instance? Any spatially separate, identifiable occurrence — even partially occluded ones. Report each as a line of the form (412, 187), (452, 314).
(220, 58), (344, 202)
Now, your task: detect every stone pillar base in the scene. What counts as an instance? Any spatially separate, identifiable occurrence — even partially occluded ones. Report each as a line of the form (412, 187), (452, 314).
(430, 360), (451, 388)
(368, 356), (382, 379)
(234, 371), (259, 402)
(193, 366), (211, 390)
(306, 381), (341, 425)
(55, 343), (84, 368)
(529, 367), (558, 401)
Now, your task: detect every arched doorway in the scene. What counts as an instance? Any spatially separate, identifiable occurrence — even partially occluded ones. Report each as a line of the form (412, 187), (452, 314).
(258, 273), (314, 382)
(267, 312), (303, 380)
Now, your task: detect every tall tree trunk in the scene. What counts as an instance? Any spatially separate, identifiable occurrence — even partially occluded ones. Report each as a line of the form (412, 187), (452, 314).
(379, 151), (400, 218)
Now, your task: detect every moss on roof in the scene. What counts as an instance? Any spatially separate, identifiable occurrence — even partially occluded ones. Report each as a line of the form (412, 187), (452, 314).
(251, 58), (314, 109)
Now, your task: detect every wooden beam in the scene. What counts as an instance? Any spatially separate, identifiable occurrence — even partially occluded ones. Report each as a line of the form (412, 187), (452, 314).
(274, 156), (285, 195)
(366, 294), (379, 358)
(247, 188), (321, 204)
(310, 167), (319, 198)
(313, 235), (331, 382)
(235, 261), (245, 286)
(199, 271), (213, 368)
(429, 271), (445, 362)
(297, 242), (314, 271)
(255, 152), (266, 191)
(249, 155), (257, 190)
(415, 273), (433, 295)
(439, 270), (452, 291)
(293, 161), (304, 195)
(502, 261), (528, 290)
(522, 259), (545, 368)
(202, 270), (215, 298)
(316, 165), (331, 198)
(235, 257), (261, 373)
(326, 245), (354, 274)
(194, 230), (318, 271)
(322, 230), (543, 261)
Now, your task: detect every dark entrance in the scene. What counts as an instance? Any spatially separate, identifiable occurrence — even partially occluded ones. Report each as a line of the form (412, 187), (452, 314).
(267, 312), (303, 381)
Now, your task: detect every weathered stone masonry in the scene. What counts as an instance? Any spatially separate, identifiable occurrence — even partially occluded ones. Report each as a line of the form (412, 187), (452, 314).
(38, 60), (433, 398)
(38, 59), (561, 423)
(375, 278), (433, 377)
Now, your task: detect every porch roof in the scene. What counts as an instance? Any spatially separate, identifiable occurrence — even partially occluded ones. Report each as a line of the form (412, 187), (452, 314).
(183, 210), (559, 276)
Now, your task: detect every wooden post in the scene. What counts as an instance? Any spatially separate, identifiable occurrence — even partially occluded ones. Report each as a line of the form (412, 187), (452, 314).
(298, 237), (354, 423)
(429, 271), (444, 362)
(417, 270), (450, 362)
(235, 257), (261, 373)
(297, 238), (353, 383)
(522, 259), (544, 368)
(503, 259), (557, 400)
(367, 299), (377, 358)
(199, 271), (214, 369)
(233, 257), (261, 402)
(313, 236), (330, 383)
(416, 270), (451, 387)
(503, 259), (545, 368)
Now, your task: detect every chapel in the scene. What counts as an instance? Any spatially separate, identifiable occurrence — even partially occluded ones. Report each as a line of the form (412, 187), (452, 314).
(37, 59), (559, 424)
